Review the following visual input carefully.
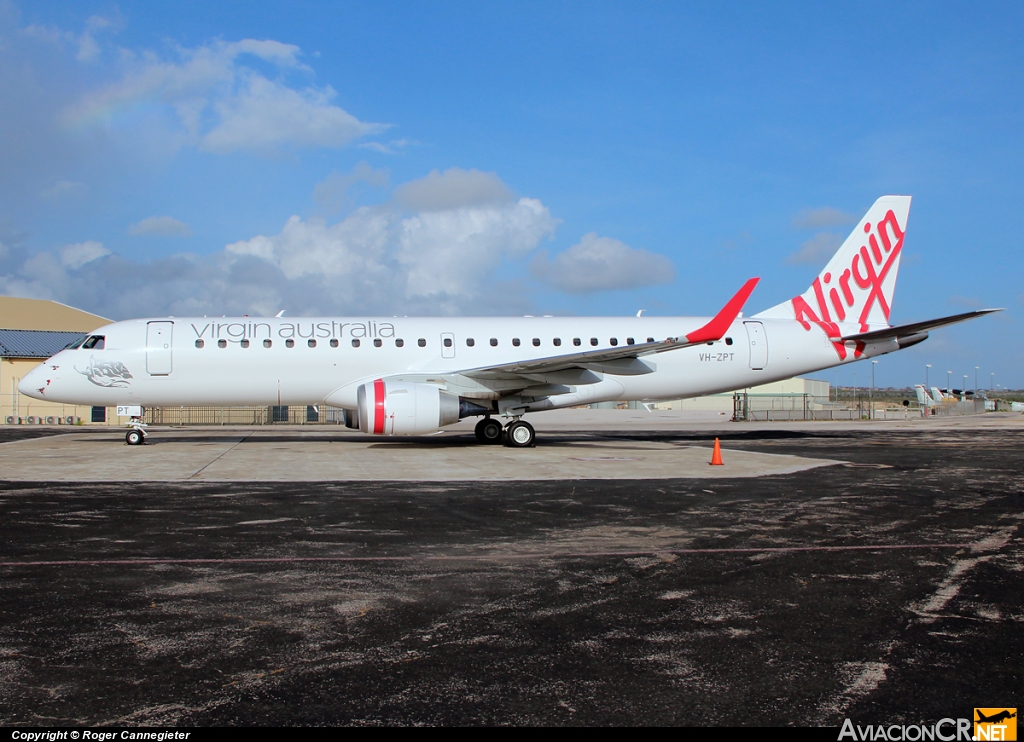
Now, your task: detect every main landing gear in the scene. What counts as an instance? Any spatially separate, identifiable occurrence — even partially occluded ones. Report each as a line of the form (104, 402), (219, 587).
(474, 416), (536, 447)
(475, 417), (503, 444)
(504, 419), (535, 448)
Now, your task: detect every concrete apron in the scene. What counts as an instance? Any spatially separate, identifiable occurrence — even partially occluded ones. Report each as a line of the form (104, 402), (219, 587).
(0, 428), (841, 481)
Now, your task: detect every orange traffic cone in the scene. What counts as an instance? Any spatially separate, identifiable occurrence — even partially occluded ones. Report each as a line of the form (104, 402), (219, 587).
(710, 437), (724, 466)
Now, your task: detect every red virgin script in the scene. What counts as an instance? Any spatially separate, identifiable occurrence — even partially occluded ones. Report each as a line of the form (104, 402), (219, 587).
(791, 208), (904, 360)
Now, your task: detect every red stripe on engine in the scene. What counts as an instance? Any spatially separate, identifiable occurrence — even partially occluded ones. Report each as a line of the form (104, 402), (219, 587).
(373, 378), (385, 434)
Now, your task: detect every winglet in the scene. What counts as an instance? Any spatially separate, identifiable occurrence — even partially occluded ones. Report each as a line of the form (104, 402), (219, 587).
(682, 278), (760, 343)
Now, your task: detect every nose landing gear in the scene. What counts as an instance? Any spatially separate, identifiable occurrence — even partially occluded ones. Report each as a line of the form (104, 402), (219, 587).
(125, 415), (148, 445)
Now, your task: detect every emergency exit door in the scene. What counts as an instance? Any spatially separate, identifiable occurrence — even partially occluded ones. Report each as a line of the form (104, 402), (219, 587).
(146, 321), (174, 375)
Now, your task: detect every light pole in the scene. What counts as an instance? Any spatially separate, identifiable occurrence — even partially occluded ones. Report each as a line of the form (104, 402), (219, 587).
(991, 372), (994, 391)
(963, 375), (968, 399)
(947, 371), (952, 394)
(853, 371), (857, 418)
(872, 360), (878, 420)
(926, 364), (931, 390)
(975, 366), (979, 393)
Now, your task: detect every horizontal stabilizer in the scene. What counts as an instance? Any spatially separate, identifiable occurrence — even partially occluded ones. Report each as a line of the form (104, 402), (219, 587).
(840, 309), (1002, 343)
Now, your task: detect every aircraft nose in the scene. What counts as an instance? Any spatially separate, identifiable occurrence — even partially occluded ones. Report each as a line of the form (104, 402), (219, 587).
(19, 365), (49, 399)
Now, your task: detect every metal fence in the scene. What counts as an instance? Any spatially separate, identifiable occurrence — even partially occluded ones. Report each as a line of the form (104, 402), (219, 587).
(925, 399), (987, 417)
(733, 392), (916, 421)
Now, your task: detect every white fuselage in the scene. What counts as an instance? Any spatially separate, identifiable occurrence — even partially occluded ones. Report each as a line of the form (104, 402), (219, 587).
(20, 314), (895, 414)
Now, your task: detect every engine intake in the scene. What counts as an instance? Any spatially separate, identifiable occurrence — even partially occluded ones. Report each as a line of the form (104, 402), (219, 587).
(357, 380), (460, 435)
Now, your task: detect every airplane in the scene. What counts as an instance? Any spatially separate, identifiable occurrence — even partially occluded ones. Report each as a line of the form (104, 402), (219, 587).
(914, 385), (943, 408)
(19, 195), (1001, 447)
(976, 710), (1016, 725)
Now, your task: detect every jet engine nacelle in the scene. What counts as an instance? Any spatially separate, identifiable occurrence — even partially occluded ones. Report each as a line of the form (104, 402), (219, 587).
(357, 380), (460, 435)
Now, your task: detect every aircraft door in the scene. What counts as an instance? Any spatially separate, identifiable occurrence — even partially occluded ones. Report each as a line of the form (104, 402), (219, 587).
(146, 321), (174, 375)
(440, 332), (456, 359)
(744, 321), (768, 370)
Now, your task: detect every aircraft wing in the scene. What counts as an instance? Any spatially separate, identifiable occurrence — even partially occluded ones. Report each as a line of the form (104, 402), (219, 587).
(840, 308), (1003, 343)
(463, 278), (759, 379)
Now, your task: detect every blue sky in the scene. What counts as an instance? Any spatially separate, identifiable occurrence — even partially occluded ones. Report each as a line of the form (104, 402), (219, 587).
(1, 1), (1021, 389)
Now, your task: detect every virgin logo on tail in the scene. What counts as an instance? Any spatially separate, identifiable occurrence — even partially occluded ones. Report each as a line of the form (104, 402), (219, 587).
(793, 209), (905, 359)
(754, 196), (911, 360)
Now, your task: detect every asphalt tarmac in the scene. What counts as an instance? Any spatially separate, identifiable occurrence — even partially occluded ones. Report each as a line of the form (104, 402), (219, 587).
(0, 418), (1021, 726)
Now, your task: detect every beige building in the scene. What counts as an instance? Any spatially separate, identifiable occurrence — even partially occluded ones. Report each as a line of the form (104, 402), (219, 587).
(654, 377), (831, 412)
(1, 296), (111, 425)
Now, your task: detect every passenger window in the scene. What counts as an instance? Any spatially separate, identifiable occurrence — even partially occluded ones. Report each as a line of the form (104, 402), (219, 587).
(218, 339), (227, 348)
(610, 338), (618, 346)
(330, 339), (339, 348)
(467, 338), (475, 347)
(352, 339), (360, 348)
(573, 338), (581, 346)
(725, 337), (733, 345)
(373, 339), (382, 347)
(286, 339), (295, 348)
(647, 337), (655, 343)
(490, 338), (497, 346)
(626, 337), (634, 345)
(396, 338), (404, 347)
(443, 337), (452, 348)
(532, 338), (540, 346)
(308, 339), (316, 348)
(241, 339), (250, 348)
(512, 338), (521, 347)
(263, 339), (272, 348)
(195, 339), (204, 348)
(418, 338), (426, 347)
(590, 338), (598, 346)
(553, 338), (561, 346)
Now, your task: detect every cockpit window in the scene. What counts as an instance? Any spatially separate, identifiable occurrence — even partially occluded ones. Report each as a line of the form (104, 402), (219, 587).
(82, 335), (105, 350)
(66, 336), (87, 350)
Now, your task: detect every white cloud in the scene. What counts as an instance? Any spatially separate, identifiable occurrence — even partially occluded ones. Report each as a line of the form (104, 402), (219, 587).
(396, 197), (559, 300)
(313, 162), (390, 214)
(222, 195), (558, 310)
(786, 232), (842, 265)
(0, 170), (563, 318)
(64, 37), (383, 154)
(128, 216), (193, 237)
(394, 168), (515, 211)
(359, 138), (416, 155)
(22, 13), (119, 64)
(59, 240), (110, 269)
(39, 179), (85, 199)
(791, 206), (857, 230)
(530, 233), (675, 293)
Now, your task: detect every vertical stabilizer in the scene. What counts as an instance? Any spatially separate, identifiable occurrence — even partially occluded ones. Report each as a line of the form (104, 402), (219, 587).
(755, 195), (911, 359)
